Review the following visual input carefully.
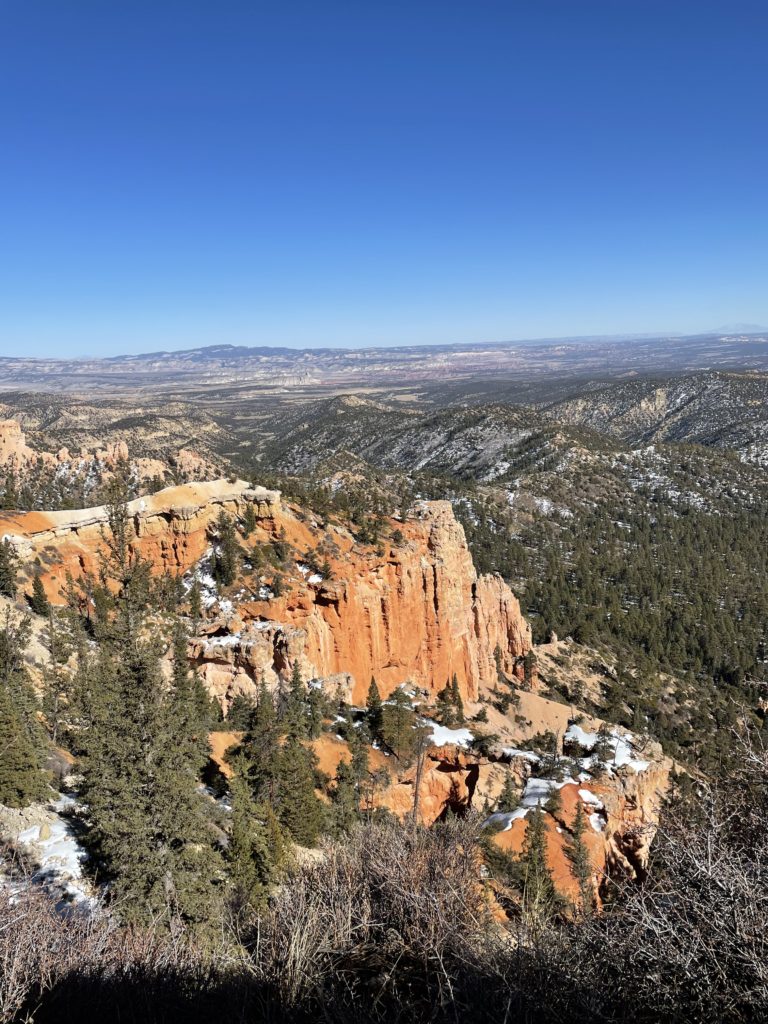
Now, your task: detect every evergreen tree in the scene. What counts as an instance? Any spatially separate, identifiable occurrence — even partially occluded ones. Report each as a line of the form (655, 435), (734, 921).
(170, 618), (214, 770)
(240, 677), (280, 803)
(77, 491), (222, 932)
(283, 661), (308, 738)
(0, 611), (49, 806)
(213, 511), (240, 587)
(331, 759), (359, 835)
(520, 808), (557, 912)
(1, 470), (18, 510)
(189, 578), (203, 621)
(381, 687), (417, 763)
(366, 676), (383, 737)
(241, 503), (257, 538)
(276, 734), (324, 846)
(228, 776), (275, 911)
(450, 673), (465, 723)
(569, 801), (594, 911)
(0, 538), (18, 598)
(29, 568), (50, 616)
(497, 772), (519, 813)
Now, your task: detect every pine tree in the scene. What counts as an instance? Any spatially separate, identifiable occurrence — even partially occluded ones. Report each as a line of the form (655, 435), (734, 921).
(366, 676), (383, 737)
(0, 611), (49, 806)
(569, 801), (594, 911)
(1, 471), (18, 510)
(381, 687), (417, 763)
(228, 776), (275, 911)
(450, 673), (465, 723)
(241, 503), (258, 538)
(213, 511), (240, 587)
(170, 618), (213, 771)
(331, 759), (359, 835)
(283, 661), (308, 738)
(0, 539), (18, 598)
(241, 676), (280, 803)
(276, 734), (324, 846)
(497, 772), (519, 812)
(29, 568), (50, 616)
(520, 808), (557, 912)
(77, 491), (222, 932)
(436, 683), (456, 727)
(189, 578), (203, 621)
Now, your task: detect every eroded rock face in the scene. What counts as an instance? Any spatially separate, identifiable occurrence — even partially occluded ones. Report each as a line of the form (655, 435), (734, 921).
(0, 417), (217, 499)
(192, 500), (532, 706)
(0, 419), (39, 469)
(0, 479), (280, 602)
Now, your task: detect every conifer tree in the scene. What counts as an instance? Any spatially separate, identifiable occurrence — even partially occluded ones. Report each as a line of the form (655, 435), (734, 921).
(0, 539), (18, 598)
(366, 676), (383, 737)
(450, 673), (465, 723)
(30, 567), (50, 616)
(241, 676), (280, 803)
(331, 759), (359, 835)
(228, 776), (275, 911)
(189, 578), (203, 621)
(520, 807), (557, 912)
(241, 503), (257, 538)
(283, 660), (308, 738)
(569, 800), (594, 911)
(381, 687), (417, 763)
(436, 682), (457, 727)
(276, 734), (324, 846)
(497, 772), (519, 813)
(77, 490), (222, 932)
(0, 611), (49, 806)
(213, 510), (240, 587)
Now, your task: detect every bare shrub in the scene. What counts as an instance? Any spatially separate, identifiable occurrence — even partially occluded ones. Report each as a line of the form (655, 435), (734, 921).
(522, 736), (768, 1023)
(249, 816), (499, 1015)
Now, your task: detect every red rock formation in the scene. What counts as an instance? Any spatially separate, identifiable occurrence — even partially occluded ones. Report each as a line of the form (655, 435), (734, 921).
(0, 479), (279, 602)
(193, 499), (532, 705)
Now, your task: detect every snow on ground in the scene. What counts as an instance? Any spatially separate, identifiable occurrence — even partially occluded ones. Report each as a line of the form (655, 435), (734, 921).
(502, 747), (541, 763)
(7, 794), (95, 913)
(426, 721), (474, 747)
(564, 722), (650, 773)
(483, 807), (529, 832)
(578, 788), (604, 808)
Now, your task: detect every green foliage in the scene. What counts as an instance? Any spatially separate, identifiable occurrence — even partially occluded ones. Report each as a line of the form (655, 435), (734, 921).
(241, 502), (258, 538)
(366, 676), (383, 737)
(0, 538), (18, 598)
(569, 801), (594, 911)
(75, 490), (223, 932)
(520, 808), (557, 912)
(496, 772), (519, 813)
(212, 510), (240, 587)
(0, 611), (50, 807)
(29, 567), (50, 616)
(380, 687), (419, 763)
(276, 734), (325, 846)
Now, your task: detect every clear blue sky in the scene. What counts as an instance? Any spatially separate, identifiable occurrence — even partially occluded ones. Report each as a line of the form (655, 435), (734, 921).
(0, 1), (766, 357)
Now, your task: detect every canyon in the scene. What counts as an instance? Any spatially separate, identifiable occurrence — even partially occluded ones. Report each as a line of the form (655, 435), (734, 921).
(2, 476), (672, 906)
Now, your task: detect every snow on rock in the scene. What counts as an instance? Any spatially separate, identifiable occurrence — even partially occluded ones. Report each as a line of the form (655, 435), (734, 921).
(483, 807), (529, 832)
(565, 723), (650, 773)
(502, 746), (541, 764)
(578, 788), (604, 808)
(5, 795), (95, 913)
(425, 721), (474, 747)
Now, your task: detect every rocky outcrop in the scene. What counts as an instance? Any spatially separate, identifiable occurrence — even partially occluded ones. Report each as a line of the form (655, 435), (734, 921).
(192, 499), (532, 706)
(0, 419), (40, 469)
(0, 479), (280, 602)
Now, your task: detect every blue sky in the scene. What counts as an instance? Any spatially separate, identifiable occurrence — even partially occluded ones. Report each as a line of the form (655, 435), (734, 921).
(0, 1), (766, 357)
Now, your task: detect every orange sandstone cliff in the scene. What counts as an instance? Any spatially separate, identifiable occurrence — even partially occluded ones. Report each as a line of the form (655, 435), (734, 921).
(191, 497), (532, 705)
